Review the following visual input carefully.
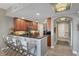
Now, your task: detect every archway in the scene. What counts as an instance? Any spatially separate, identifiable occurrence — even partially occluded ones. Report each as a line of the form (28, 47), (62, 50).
(53, 16), (73, 47)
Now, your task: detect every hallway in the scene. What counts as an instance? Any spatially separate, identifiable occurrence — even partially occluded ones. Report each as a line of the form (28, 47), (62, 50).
(46, 43), (76, 56)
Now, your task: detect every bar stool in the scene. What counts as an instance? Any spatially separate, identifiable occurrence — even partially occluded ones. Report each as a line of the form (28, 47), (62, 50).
(1, 35), (14, 55)
(11, 36), (21, 52)
(6, 36), (16, 50)
(15, 37), (37, 56)
(6, 36), (20, 52)
(19, 38), (37, 56)
(7, 36), (25, 55)
(6, 36), (24, 55)
(16, 37), (28, 55)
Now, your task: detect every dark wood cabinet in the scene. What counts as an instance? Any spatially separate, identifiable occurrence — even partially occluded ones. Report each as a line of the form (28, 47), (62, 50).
(14, 18), (38, 31)
(47, 17), (51, 47)
(32, 22), (38, 30)
(14, 19), (31, 31)
(47, 35), (51, 47)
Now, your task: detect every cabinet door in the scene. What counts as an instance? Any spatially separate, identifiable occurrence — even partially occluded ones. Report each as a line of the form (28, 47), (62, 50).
(32, 22), (38, 30)
(47, 35), (51, 46)
(14, 19), (32, 31)
(15, 19), (21, 31)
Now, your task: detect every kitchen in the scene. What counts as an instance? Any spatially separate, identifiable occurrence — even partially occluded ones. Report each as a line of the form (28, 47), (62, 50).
(0, 15), (51, 56)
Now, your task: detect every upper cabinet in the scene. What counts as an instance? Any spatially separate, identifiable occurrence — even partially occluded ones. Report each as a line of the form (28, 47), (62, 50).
(32, 22), (38, 30)
(14, 18), (38, 31)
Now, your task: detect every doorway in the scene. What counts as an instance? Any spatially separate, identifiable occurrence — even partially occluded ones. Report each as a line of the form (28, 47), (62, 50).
(54, 16), (72, 47)
(57, 22), (70, 46)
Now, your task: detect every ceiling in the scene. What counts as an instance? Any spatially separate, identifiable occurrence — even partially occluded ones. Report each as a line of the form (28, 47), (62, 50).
(0, 3), (13, 10)
(6, 3), (53, 20)
(0, 3), (79, 22)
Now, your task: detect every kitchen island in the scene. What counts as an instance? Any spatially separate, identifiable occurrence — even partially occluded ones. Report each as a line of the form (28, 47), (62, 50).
(9, 35), (48, 56)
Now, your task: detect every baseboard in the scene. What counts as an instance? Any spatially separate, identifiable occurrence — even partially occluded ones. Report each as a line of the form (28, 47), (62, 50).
(51, 46), (54, 48)
(73, 50), (78, 55)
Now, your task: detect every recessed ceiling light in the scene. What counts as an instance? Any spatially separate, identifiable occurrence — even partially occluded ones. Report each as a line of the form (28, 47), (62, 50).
(36, 13), (40, 16)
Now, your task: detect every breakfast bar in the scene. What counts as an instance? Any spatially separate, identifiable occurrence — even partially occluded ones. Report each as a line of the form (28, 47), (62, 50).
(9, 35), (48, 56)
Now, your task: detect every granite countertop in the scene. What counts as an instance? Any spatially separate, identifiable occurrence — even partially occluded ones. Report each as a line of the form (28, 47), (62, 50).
(9, 34), (47, 39)
(28, 35), (47, 39)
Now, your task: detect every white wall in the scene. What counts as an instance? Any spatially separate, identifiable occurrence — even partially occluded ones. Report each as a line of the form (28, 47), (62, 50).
(77, 21), (79, 55)
(38, 23), (44, 37)
(0, 16), (13, 49)
(0, 15), (13, 49)
(71, 15), (79, 53)
(58, 23), (65, 38)
(0, 9), (6, 49)
(51, 14), (79, 54)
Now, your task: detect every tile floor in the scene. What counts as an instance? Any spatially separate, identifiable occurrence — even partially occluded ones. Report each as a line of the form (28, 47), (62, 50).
(0, 45), (76, 56)
(46, 40), (76, 56)
(0, 40), (76, 56)
(46, 45), (75, 56)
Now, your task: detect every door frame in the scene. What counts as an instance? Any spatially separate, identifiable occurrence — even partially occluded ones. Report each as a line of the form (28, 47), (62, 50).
(53, 16), (73, 47)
